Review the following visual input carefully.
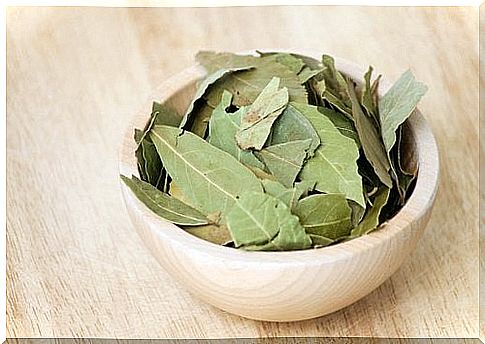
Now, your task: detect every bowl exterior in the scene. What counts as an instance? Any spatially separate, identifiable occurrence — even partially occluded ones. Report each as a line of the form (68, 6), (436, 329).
(119, 52), (439, 322)
(121, 183), (432, 321)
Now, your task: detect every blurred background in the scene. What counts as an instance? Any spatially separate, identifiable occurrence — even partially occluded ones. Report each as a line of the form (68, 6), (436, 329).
(7, 6), (479, 339)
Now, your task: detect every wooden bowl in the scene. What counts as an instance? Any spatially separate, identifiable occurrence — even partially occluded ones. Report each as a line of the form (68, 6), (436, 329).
(118, 51), (439, 322)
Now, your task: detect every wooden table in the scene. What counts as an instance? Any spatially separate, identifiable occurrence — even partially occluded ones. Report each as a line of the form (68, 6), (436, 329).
(6, 5), (479, 339)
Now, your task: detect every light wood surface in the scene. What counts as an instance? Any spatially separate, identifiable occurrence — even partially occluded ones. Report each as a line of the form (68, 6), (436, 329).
(7, 5), (478, 338)
(119, 56), (439, 322)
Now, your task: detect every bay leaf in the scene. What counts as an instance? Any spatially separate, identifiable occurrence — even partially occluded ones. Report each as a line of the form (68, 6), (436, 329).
(226, 192), (311, 251)
(257, 51), (305, 74)
(320, 54), (353, 117)
(347, 78), (393, 188)
(296, 102), (365, 207)
(197, 51), (307, 107)
(184, 223), (232, 245)
(208, 90), (265, 169)
(151, 101), (182, 128)
(149, 125), (263, 214)
(379, 70), (428, 155)
(236, 77), (289, 150)
(246, 165), (275, 181)
(299, 66), (325, 84)
(120, 175), (208, 226)
(361, 66), (380, 122)
(318, 107), (360, 146)
(196, 51), (259, 74)
(310, 234), (334, 248)
(180, 66), (253, 137)
(134, 102), (182, 189)
(256, 139), (312, 187)
(269, 102), (321, 157)
(262, 179), (315, 210)
(350, 187), (390, 237)
(294, 193), (352, 240)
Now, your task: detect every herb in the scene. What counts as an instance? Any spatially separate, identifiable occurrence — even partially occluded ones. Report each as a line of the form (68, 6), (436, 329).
(122, 51), (427, 251)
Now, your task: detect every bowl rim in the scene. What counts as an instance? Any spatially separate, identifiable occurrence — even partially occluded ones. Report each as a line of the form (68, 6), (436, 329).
(119, 49), (439, 264)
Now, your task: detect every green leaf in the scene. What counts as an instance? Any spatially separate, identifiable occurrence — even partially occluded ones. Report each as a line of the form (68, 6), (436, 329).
(318, 107), (360, 146)
(208, 90), (265, 169)
(236, 77), (289, 150)
(269, 102), (321, 157)
(258, 51), (305, 74)
(296, 102), (365, 207)
(347, 79), (393, 188)
(149, 125), (263, 214)
(299, 66), (325, 84)
(184, 223), (232, 245)
(180, 66), (253, 137)
(197, 51), (307, 107)
(226, 192), (311, 251)
(151, 101), (182, 127)
(379, 70), (428, 154)
(262, 179), (315, 210)
(121, 175), (208, 226)
(294, 194), (352, 240)
(256, 139), (312, 187)
(134, 102), (181, 189)
(320, 54), (353, 117)
(361, 66), (381, 124)
(351, 187), (390, 236)
(310, 234), (334, 247)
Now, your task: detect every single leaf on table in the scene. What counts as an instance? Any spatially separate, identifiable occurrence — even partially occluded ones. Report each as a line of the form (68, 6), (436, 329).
(350, 187), (390, 237)
(184, 223), (233, 245)
(179, 66), (253, 137)
(379, 70), (427, 155)
(197, 51), (307, 107)
(269, 102), (321, 157)
(227, 192), (311, 251)
(347, 79), (393, 188)
(294, 193), (352, 240)
(236, 77), (289, 150)
(318, 107), (360, 146)
(208, 90), (265, 170)
(256, 139), (312, 187)
(149, 125), (263, 215)
(120, 175), (208, 226)
(296, 102), (365, 207)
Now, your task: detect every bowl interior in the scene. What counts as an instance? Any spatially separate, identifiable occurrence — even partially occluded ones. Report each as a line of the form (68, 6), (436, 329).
(120, 52), (438, 261)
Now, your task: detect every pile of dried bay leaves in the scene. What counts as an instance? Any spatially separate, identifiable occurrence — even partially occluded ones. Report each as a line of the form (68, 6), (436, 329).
(121, 51), (427, 251)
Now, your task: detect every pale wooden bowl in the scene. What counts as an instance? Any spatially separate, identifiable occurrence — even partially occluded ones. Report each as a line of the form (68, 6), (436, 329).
(119, 51), (439, 322)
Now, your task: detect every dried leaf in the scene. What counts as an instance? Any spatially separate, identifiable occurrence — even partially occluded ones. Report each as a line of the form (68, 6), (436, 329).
(256, 139), (312, 187)
(227, 192), (312, 251)
(208, 90), (265, 169)
(150, 125), (263, 214)
(121, 175), (208, 226)
(236, 77), (289, 150)
(294, 193), (352, 239)
(347, 78), (393, 188)
(296, 102), (365, 207)
(351, 187), (390, 236)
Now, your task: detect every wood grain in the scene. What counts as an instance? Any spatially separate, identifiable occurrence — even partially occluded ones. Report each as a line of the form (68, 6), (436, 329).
(6, 5), (478, 338)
